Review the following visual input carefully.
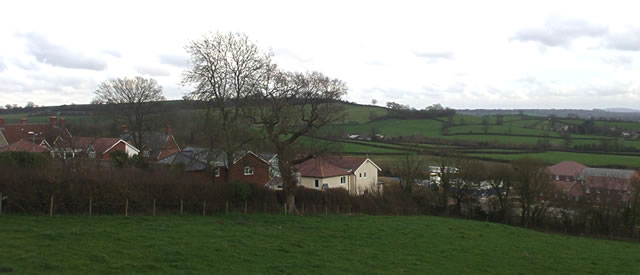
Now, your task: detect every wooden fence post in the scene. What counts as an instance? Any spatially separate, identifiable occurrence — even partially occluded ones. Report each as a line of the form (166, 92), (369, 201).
(337, 205), (340, 215)
(313, 204), (316, 214)
(264, 202), (267, 214)
(302, 203), (305, 215)
(225, 201), (229, 215)
(203, 200), (206, 216)
(284, 203), (287, 215)
(244, 201), (248, 214)
(49, 195), (54, 217)
(180, 200), (184, 215)
(153, 199), (156, 216)
(125, 198), (129, 217)
(89, 197), (92, 217)
(0, 192), (3, 216)
(325, 204), (328, 215)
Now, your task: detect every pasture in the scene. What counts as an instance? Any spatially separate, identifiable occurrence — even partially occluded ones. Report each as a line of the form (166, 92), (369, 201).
(0, 215), (638, 274)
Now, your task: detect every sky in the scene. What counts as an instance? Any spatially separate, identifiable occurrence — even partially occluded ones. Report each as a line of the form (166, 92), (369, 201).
(1, 0), (639, 109)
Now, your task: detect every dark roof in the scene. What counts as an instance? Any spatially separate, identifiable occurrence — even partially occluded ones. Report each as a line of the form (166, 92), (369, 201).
(325, 156), (368, 171)
(548, 161), (587, 177)
(296, 158), (351, 178)
(92, 138), (125, 154)
(157, 149), (208, 172)
(120, 131), (178, 159)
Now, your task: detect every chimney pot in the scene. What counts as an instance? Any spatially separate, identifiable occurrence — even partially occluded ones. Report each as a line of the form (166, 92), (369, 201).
(166, 125), (172, 135)
(121, 124), (129, 133)
(20, 118), (27, 124)
(0, 117), (4, 127)
(49, 116), (57, 125)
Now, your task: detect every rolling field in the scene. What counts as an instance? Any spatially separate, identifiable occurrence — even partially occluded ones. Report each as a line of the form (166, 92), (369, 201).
(1, 215), (638, 274)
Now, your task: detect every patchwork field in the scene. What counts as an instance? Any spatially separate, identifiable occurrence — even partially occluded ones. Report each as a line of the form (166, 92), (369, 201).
(0, 215), (638, 274)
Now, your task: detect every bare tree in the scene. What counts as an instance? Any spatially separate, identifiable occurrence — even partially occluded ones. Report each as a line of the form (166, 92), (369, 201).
(512, 158), (554, 227)
(183, 32), (267, 181)
(94, 77), (165, 149)
(454, 158), (485, 215)
(393, 154), (426, 193)
(247, 68), (347, 214)
(486, 164), (515, 223)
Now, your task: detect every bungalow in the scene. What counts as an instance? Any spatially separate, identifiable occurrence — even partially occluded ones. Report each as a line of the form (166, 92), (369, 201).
(296, 158), (352, 190)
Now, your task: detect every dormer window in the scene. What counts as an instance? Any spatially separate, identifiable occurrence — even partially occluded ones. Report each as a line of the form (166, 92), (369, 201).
(555, 175), (559, 181)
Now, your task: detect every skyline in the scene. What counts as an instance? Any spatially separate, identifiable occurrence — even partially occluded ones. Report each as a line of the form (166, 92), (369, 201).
(1, 0), (639, 109)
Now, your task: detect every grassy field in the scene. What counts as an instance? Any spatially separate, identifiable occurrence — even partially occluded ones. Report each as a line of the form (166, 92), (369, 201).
(0, 215), (638, 274)
(469, 151), (640, 167)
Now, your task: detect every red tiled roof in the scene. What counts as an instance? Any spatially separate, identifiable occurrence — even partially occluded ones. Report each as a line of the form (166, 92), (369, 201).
(324, 156), (367, 171)
(0, 120), (67, 144)
(91, 138), (123, 154)
(0, 139), (49, 153)
(548, 161), (587, 177)
(296, 158), (351, 178)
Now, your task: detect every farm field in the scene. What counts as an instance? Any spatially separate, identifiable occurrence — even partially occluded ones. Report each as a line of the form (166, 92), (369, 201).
(469, 151), (640, 167)
(0, 215), (638, 274)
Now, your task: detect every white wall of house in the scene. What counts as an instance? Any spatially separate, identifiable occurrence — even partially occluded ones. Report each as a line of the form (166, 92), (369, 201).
(300, 175), (349, 190)
(353, 159), (382, 195)
(124, 142), (139, 157)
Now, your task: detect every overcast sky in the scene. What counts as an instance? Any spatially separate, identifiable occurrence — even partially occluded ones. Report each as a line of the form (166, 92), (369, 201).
(1, 0), (639, 109)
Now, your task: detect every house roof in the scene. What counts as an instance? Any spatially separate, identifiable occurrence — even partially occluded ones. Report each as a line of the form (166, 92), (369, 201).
(548, 161), (587, 176)
(325, 156), (381, 172)
(578, 168), (637, 180)
(296, 158), (351, 178)
(158, 149), (209, 171)
(0, 122), (66, 145)
(92, 138), (125, 154)
(0, 139), (49, 153)
(121, 130), (179, 159)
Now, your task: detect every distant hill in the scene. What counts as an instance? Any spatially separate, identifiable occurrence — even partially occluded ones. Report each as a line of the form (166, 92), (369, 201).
(458, 108), (640, 121)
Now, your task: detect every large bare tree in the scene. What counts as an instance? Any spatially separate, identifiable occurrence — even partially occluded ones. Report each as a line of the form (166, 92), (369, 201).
(94, 77), (165, 149)
(248, 68), (347, 213)
(183, 32), (268, 180)
(512, 158), (554, 227)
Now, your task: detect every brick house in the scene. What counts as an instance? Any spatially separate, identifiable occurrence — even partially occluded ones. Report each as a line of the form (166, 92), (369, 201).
(0, 138), (50, 153)
(120, 125), (180, 161)
(547, 160), (587, 198)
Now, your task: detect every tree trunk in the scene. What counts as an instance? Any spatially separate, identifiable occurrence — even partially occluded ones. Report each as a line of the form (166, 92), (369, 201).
(278, 154), (298, 215)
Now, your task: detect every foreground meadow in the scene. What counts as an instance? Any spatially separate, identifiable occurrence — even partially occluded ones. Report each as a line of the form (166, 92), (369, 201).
(1, 215), (638, 274)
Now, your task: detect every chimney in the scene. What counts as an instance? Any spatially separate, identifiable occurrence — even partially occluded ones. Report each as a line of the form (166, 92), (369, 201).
(49, 116), (57, 125)
(166, 125), (172, 135)
(121, 124), (129, 133)
(59, 117), (65, 127)
(20, 118), (27, 124)
(0, 117), (4, 128)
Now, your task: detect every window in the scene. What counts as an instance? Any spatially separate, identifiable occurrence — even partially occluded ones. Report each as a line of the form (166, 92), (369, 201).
(359, 173), (362, 178)
(214, 168), (220, 177)
(566, 176), (570, 182)
(322, 184), (329, 190)
(596, 189), (600, 194)
(314, 179), (319, 188)
(340, 176), (346, 184)
(364, 172), (367, 178)
(585, 188), (590, 194)
(244, 166), (254, 176)
(555, 175), (559, 181)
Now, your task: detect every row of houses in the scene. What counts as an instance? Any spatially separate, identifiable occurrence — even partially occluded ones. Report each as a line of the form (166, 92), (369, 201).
(0, 116), (383, 195)
(548, 160), (638, 204)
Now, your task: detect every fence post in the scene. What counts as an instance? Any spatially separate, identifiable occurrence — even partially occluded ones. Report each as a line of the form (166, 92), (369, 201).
(49, 195), (54, 217)
(284, 203), (287, 215)
(337, 205), (340, 215)
(125, 198), (129, 217)
(264, 202), (267, 214)
(153, 199), (156, 216)
(225, 201), (229, 215)
(302, 203), (305, 215)
(0, 192), (3, 216)
(349, 205), (352, 215)
(203, 201), (206, 216)
(313, 204), (316, 215)
(325, 204), (328, 215)
(89, 197), (92, 217)
(180, 200), (184, 216)
(244, 200), (248, 214)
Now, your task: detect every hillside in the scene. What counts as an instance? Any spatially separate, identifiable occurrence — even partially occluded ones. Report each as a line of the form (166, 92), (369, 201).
(1, 215), (638, 274)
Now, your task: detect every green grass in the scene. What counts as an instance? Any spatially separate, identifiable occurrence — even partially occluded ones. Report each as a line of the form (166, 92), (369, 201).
(469, 151), (640, 167)
(339, 103), (389, 124)
(0, 215), (638, 274)
(326, 118), (444, 138)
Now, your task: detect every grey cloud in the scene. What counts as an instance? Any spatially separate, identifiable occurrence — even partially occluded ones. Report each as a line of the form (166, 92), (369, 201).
(606, 29), (640, 51)
(602, 56), (633, 69)
(413, 51), (453, 63)
(158, 54), (189, 67)
(18, 32), (107, 70)
(512, 16), (608, 47)
(0, 58), (6, 72)
(135, 65), (171, 77)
